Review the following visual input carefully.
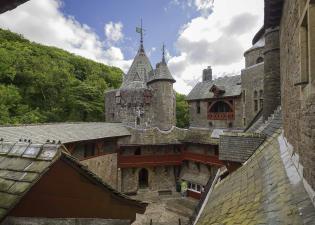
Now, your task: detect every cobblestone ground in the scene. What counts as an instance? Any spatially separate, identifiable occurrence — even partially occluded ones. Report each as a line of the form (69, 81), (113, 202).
(131, 190), (198, 225)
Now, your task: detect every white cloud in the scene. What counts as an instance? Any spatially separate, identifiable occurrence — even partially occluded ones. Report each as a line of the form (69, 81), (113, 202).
(104, 21), (123, 43)
(0, 0), (131, 72)
(166, 0), (214, 16)
(194, 0), (214, 16)
(169, 0), (264, 94)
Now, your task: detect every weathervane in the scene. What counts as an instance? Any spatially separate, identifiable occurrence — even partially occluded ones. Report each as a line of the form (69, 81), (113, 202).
(136, 19), (145, 50)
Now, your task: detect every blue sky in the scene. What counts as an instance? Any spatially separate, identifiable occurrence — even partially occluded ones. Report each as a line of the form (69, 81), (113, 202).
(61, 0), (200, 63)
(0, 0), (264, 94)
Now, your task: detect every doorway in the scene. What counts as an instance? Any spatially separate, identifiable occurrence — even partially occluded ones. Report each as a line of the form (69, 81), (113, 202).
(138, 168), (149, 188)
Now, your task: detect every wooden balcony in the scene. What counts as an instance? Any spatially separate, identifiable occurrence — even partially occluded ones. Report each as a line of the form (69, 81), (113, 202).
(118, 152), (224, 168)
(182, 152), (224, 167)
(118, 154), (182, 168)
(208, 112), (234, 120)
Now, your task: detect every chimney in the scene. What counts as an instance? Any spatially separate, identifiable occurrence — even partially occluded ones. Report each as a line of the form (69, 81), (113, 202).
(202, 66), (212, 82)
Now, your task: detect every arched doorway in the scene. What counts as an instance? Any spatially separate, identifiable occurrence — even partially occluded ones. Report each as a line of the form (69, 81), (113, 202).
(138, 168), (148, 188)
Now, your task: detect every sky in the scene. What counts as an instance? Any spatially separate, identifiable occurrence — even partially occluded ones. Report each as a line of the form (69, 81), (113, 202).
(0, 0), (264, 94)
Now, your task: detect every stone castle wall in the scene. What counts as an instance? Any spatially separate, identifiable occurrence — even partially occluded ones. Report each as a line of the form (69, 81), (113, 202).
(121, 166), (176, 193)
(189, 97), (243, 129)
(263, 27), (281, 119)
(81, 154), (118, 189)
(241, 63), (264, 126)
(105, 88), (154, 128)
(280, 0), (315, 189)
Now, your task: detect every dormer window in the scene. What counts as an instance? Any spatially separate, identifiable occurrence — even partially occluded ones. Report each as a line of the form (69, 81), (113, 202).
(210, 85), (225, 97)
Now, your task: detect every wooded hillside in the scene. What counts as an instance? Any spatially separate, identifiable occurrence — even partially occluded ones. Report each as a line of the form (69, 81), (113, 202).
(0, 28), (123, 124)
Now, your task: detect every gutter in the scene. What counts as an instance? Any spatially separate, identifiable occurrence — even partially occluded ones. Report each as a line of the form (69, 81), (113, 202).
(193, 169), (221, 225)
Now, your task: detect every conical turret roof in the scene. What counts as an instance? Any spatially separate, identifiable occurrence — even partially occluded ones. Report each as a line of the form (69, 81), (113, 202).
(148, 61), (176, 84)
(121, 47), (153, 89)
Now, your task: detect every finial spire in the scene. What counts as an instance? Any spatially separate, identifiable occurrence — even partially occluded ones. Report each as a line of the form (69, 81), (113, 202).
(136, 19), (145, 52)
(140, 19), (143, 47)
(162, 43), (166, 63)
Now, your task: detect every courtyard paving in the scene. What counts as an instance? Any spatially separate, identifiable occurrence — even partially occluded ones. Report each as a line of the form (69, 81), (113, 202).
(131, 190), (198, 225)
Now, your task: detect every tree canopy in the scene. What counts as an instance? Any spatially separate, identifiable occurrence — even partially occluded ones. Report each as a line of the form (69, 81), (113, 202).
(0, 28), (123, 124)
(176, 92), (189, 128)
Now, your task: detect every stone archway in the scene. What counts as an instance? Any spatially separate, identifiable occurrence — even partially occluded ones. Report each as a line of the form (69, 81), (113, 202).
(138, 168), (149, 189)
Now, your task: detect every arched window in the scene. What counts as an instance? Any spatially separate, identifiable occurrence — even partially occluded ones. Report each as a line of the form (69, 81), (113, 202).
(209, 101), (233, 113)
(138, 168), (149, 188)
(256, 57), (264, 64)
(259, 90), (264, 109)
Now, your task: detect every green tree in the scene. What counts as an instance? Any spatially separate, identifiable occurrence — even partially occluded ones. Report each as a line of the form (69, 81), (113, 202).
(0, 28), (123, 125)
(176, 92), (189, 128)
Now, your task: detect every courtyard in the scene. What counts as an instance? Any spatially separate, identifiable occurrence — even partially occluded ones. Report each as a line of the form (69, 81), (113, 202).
(131, 190), (198, 225)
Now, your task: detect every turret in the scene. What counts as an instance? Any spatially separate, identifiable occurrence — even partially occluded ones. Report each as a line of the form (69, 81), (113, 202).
(147, 45), (176, 130)
(263, 27), (280, 120)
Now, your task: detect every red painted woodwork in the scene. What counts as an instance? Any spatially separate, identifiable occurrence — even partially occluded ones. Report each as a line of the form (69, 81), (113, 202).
(79, 151), (114, 161)
(118, 151), (224, 168)
(181, 152), (224, 166)
(207, 112), (235, 120)
(207, 98), (235, 120)
(9, 158), (145, 222)
(187, 190), (201, 199)
(118, 154), (182, 168)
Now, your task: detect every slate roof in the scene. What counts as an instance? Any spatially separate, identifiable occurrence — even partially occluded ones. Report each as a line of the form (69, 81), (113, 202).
(0, 0), (29, 14)
(219, 107), (282, 163)
(186, 75), (242, 101)
(219, 133), (266, 163)
(121, 48), (153, 89)
(196, 130), (315, 225)
(244, 35), (265, 54)
(181, 172), (210, 186)
(181, 128), (219, 145)
(2, 218), (129, 225)
(0, 142), (64, 221)
(0, 122), (130, 144)
(148, 62), (175, 83)
(0, 141), (146, 222)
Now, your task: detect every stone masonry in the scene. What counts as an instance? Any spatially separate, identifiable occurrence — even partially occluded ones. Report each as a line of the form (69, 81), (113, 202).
(280, 0), (315, 190)
(241, 35), (265, 127)
(263, 27), (281, 120)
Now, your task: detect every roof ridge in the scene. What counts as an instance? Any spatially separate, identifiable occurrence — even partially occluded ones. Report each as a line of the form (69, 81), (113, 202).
(0, 122), (122, 128)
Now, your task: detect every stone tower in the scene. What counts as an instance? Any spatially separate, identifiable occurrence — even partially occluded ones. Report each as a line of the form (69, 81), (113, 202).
(263, 27), (281, 120)
(105, 28), (176, 130)
(148, 45), (176, 130)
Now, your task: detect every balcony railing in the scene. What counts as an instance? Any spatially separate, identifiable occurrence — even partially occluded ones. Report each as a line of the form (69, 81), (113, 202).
(118, 154), (182, 168)
(208, 112), (234, 120)
(118, 152), (224, 168)
(182, 152), (224, 166)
